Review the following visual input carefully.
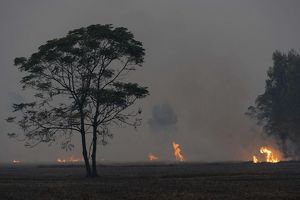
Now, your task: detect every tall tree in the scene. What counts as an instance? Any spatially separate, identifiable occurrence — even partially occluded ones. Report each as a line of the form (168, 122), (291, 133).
(7, 24), (149, 177)
(247, 50), (300, 159)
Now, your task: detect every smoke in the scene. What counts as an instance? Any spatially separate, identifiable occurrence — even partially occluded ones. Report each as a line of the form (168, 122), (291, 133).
(1, 0), (300, 162)
(148, 103), (177, 133)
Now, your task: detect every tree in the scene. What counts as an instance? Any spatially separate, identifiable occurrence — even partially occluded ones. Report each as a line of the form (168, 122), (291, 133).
(7, 24), (149, 177)
(246, 50), (300, 159)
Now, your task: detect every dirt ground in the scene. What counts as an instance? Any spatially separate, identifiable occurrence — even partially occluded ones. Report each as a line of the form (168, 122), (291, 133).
(0, 162), (300, 200)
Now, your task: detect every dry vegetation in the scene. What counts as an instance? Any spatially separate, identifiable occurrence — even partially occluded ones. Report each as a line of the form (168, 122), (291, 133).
(1, 162), (300, 200)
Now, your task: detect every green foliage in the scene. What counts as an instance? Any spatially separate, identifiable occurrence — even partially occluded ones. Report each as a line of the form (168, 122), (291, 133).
(8, 24), (149, 149)
(247, 50), (300, 157)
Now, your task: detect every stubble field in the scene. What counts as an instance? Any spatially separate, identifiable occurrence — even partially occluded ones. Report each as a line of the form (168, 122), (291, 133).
(0, 162), (300, 200)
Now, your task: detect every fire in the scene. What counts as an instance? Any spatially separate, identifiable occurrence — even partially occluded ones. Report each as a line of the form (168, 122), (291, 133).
(56, 156), (83, 163)
(172, 142), (185, 161)
(252, 155), (259, 163)
(57, 159), (67, 163)
(148, 153), (158, 161)
(259, 146), (279, 163)
(252, 146), (280, 163)
(12, 160), (21, 164)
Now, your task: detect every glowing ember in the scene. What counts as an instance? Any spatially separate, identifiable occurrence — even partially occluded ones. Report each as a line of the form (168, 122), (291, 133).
(56, 156), (83, 163)
(172, 142), (185, 161)
(252, 146), (280, 163)
(148, 153), (159, 161)
(12, 160), (21, 164)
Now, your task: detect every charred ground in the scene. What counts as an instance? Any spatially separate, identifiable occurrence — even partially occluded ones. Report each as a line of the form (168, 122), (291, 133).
(1, 162), (300, 200)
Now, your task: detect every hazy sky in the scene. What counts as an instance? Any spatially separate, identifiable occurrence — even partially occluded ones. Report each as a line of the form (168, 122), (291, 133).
(1, 0), (300, 163)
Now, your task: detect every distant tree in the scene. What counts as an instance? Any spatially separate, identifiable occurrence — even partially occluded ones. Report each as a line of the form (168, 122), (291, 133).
(7, 24), (149, 177)
(246, 50), (300, 159)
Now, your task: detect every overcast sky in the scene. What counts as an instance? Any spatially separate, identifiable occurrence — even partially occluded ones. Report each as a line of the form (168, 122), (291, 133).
(1, 0), (300, 163)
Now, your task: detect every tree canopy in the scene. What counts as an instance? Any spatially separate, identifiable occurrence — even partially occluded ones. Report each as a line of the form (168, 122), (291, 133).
(7, 24), (149, 176)
(247, 50), (300, 159)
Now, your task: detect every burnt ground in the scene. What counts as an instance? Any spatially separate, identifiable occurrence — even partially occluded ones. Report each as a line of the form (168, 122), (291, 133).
(0, 162), (300, 200)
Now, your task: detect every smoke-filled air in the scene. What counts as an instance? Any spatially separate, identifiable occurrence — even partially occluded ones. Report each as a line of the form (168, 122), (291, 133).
(1, 0), (300, 164)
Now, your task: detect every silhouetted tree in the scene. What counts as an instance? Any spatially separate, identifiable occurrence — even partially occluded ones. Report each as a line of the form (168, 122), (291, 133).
(7, 24), (149, 177)
(247, 50), (300, 158)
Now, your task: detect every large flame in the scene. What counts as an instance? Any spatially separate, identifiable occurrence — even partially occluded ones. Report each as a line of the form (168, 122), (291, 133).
(57, 156), (83, 163)
(252, 146), (280, 163)
(259, 146), (280, 163)
(172, 142), (185, 161)
(148, 153), (158, 161)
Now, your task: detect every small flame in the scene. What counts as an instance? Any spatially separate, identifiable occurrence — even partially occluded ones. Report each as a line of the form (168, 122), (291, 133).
(57, 156), (83, 163)
(252, 155), (259, 163)
(252, 146), (280, 163)
(172, 142), (185, 161)
(12, 160), (21, 164)
(148, 153), (158, 161)
(57, 159), (66, 163)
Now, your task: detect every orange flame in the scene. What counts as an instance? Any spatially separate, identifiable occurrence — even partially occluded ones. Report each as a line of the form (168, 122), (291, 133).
(148, 153), (158, 161)
(252, 155), (259, 163)
(259, 146), (279, 163)
(172, 142), (185, 161)
(252, 146), (280, 163)
(57, 156), (83, 163)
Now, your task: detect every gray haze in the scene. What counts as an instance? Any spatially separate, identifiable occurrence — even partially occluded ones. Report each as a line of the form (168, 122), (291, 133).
(148, 103), (178, 133)
(1, 0), (300, 163)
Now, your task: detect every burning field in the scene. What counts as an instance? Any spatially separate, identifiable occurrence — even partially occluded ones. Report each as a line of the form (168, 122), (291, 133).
(1, 141), (299, 200)
(252, 146), (281, 164)
(3, 143), (298, 200)
(1, 162), (300, 200)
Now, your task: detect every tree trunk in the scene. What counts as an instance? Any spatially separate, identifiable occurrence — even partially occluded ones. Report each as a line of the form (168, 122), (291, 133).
(91, 98), (100, 177)
(91, 125), (98, 177)
(81, 132), (92, 177)
(80, 109), (92, 177)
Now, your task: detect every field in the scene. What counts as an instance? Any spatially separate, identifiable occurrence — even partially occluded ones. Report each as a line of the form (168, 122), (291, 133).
(1, 162), (300, 200)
